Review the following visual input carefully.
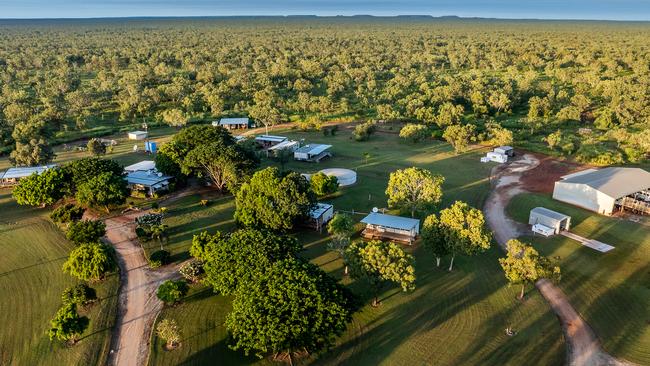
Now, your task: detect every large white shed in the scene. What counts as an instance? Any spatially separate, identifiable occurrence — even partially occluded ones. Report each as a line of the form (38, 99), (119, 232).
(553, 167), (650, 215)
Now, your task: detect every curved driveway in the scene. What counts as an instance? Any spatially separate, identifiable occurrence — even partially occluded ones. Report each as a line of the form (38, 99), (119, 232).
(483, 154), (631, 366)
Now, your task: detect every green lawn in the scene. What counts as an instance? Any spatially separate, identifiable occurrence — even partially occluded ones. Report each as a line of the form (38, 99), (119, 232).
(149, 128), (565, 366)
(507, 193), (650, 364)
(0, 190), (119, 366)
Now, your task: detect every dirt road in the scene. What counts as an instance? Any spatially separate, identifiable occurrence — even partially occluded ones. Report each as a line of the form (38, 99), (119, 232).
(484, 154), (630, 366)
(104, 212), (180, 366)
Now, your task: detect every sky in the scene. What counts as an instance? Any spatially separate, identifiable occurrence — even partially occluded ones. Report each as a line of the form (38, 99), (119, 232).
(0, 0), (649, 21)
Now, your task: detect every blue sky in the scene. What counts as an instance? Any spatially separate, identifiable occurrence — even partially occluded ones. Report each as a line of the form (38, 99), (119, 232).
(0, 0), (649, 20)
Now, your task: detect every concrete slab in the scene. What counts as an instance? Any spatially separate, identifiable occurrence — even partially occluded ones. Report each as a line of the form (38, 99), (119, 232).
(560, 231), (615, 253)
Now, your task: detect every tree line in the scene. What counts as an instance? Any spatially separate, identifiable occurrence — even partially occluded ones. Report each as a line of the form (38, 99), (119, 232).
(1, 19), (648, 165)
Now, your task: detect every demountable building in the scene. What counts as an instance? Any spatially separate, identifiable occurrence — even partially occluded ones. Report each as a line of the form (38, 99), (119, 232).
(0, 164), (57, 186)
(255, 135), (288, 149)
(486, 151), (508, 163)
(494, 146), (514, 157)
(128, 131), (148, 140)
(267, 140), (299, 154)
(306, 203), (334, 231)
(553, 167), (650, 215)
(360, 212), (420, 245)
(213, 117), (253, 130)
(529, 207), (571, 235)
(294, 144), (332, 162)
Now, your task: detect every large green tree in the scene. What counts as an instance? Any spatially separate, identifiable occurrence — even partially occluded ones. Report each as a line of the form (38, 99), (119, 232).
(499, 239), (561, 299)
(197, 229), (301, 295)
(63, 157), (124, 191)
(75, 172), (128, 212)
(183, 142), (255, 192)
(386, 167), (444, 217)
(345, 240), (416, 307)
(62, 242), (116, 281)
(12, 168), (68, 207)
(235, 167), (315, 231)
(226, 258), (353, 362)
(438, 201), (492, 271)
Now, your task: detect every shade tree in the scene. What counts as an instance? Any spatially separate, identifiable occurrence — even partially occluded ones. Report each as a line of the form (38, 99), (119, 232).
(327, 213), (356, 275)
(499, 239), (561, 300)
(386, 167), (444, 217)
(198, 228), (301, 295)
(226, 258), (353, 362)
(234, 167), (315, 231)
(438, 201), (492, 271)
(345, 240), (416, 307)
(62, 242), (116, 281)
(75, 172), (129, 212)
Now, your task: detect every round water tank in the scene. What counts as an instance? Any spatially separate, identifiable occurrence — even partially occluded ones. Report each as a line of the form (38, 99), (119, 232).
(319, 168), (357, 187)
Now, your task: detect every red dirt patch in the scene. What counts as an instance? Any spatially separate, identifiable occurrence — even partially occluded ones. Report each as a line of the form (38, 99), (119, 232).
(520, 154), (585, 193)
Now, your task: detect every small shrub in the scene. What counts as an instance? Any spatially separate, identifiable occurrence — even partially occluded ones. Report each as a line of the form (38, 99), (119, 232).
(62, 284), (97, 307)
(50, 204), (86, 224)
(157, 280), (188, 304)
(149, 250), (171, 268)
(331, 125), (339, 136)
(157, 318), (181, 349)
(151, 202), (160, 210)
(135, 226), (148, 239)
(179, 260), (204, 282)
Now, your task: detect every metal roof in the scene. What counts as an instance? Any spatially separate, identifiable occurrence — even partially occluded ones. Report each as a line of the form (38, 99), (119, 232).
(268, 140), (299, 151)
(255, 135), (287, 143)
(360, 212), (419, 231)
(124, 160), (156, 172)
(126, 171), (172, 186)
(1, 164), (57, 179)
(128, 130), (147, 135)
(309, 203), (333, 219)
(294, 144), (332, 155)
(560, 167), (650, 198)
(219, 117), (249, 125)
(530, 207), (570, 223)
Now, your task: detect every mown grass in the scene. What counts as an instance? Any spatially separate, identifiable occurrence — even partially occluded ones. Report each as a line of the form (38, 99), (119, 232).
(507, 193), (650, 364)
(148, 128), (565, 366)
(0, 190), (119, 366)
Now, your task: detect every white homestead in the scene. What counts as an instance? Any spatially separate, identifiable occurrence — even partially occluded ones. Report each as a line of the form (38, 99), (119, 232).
(553, 167), (650, 215)
(360, 212), (420, 245)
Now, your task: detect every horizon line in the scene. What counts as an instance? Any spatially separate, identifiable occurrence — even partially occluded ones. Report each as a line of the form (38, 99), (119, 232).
(0, 15), (649, 22)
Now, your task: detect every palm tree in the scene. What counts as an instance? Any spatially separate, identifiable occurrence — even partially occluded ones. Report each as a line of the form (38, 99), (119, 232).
(151, 224), (168, 251)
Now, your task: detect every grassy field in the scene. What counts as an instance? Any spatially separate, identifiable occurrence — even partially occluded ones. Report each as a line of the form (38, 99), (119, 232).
(0, 190), (119, 366)
(0, 125), (178, 172)
(148, 127), (565, 366)
(507, 193), (650, 364)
